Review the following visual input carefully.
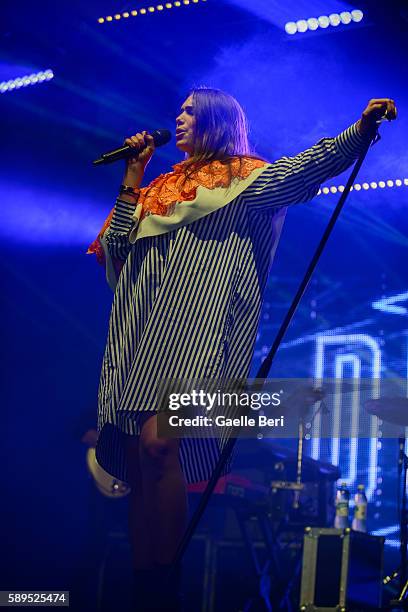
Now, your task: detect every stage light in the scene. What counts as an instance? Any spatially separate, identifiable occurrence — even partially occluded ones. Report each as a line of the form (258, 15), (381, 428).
(98, 0), (205, 22)
(285, 10), (363, 35)
(319, 178), (408, 195)
(296, 19), (308, 33)
(340, 11), (352, 24)
(0, 69), (54, 94)
(285, 22), (297, 34)
(318, 15), (330, 28)
(351, 9), (363, 22)
(307, 17), (319, 30)
(329, 13), (341, 26)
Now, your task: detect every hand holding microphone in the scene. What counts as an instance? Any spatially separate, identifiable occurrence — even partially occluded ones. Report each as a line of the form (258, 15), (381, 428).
(92, 128), (171, 167)
(93, 128), (171, 196)
(124, 130), (156, 173)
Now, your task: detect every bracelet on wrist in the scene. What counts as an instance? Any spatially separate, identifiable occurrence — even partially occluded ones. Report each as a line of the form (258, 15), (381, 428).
(119, 184), (141, 198)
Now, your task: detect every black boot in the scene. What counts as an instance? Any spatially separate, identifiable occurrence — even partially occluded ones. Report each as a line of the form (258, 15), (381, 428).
(133, 568), (158, 612)
(152, 563), (183, 612)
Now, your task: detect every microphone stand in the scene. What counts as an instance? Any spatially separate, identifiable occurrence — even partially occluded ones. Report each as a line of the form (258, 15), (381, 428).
(169, 125), (380, 574)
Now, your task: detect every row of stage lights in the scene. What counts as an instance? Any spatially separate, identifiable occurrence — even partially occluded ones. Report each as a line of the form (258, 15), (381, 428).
(285, 10), (363, 35)
(318, 178), (408, 195)
(98, 0), (205, 24)
(0, 69), (54, 94)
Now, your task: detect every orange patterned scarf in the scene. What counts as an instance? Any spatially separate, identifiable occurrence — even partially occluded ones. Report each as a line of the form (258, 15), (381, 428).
(87, 156), (266, 265)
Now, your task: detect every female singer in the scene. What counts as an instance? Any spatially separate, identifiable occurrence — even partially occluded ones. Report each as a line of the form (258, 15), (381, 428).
(88, 89), (396, 610)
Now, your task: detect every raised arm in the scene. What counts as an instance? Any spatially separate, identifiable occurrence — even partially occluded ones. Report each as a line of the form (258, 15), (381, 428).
(246, 98), (397, 213)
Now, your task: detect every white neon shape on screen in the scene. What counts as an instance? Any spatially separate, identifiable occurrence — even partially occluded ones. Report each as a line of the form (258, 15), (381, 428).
(330, 355), (360, 486)
(312, 333), (381, 500)
(372, 290), (408, 315)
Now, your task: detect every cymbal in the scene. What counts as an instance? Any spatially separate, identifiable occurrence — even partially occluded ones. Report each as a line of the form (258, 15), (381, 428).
(364, 397), (408, 427)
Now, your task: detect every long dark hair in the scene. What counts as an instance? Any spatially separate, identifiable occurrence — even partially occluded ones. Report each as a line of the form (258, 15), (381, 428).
(181, 87), (265, 179)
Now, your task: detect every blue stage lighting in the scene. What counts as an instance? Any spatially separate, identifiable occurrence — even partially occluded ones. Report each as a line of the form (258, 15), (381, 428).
(98, 0), (205, 23)
(284, 9), (363, 35)
(317, 177), (408, 195)
(0, 69), (54, 93)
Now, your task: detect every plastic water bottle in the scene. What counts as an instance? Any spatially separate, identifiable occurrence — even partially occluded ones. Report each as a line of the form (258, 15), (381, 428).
(352, 484), (367, 532)
(334, 482), (350, 529)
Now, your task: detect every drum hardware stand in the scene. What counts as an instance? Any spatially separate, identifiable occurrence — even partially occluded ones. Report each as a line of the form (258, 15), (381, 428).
(234, 497), (307, 611)
(234, 504), (277, 611)
(169, 123), (384, 586)
(292, 397), (328, 510)
(270, 395), (328, 512)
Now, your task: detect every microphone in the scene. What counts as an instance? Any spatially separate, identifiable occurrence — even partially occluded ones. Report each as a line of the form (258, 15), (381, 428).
(93, 129), (171, 166)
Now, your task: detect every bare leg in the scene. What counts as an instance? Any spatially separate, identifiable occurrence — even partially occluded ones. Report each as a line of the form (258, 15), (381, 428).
(124, 435), (154, 570)
(139, 415), (188, 565)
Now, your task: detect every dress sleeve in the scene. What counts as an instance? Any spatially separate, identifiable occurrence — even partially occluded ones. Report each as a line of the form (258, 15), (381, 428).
(103, 198), (136, 260)
(99, 198), (136, 291)
(244, 121), (371, 213)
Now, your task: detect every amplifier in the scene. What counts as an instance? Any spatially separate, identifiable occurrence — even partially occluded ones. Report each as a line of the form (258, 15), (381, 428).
(300, 527), (385, 611)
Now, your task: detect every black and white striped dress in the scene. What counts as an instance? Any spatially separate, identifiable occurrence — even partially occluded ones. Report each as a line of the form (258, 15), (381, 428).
(95, 122), (367, 484)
